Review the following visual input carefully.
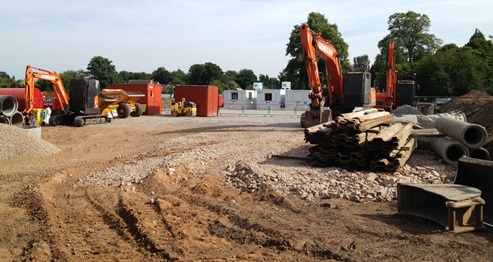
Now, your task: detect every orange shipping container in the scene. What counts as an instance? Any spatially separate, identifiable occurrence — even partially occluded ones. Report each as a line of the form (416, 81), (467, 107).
(174, 85), (219, 117)
(107, 81), (162, 115)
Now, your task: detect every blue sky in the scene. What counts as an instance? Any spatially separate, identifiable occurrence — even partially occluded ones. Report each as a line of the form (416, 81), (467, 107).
(1, 0), (492, 81)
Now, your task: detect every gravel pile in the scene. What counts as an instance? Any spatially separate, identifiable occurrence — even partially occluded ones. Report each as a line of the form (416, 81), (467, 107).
(0, 124), (60, 160)
(392, 105), (423, 116)
(226, 160), (455, 202)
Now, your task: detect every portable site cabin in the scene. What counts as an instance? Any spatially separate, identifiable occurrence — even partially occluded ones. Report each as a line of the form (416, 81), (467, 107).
(284, 90), (310, 111)
(223, 89), (257, 109)
(256, 89), (282, 110)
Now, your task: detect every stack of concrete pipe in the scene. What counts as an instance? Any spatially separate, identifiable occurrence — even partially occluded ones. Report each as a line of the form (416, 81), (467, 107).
(0, 95), (23, 126)
(431, 116), (489, 164)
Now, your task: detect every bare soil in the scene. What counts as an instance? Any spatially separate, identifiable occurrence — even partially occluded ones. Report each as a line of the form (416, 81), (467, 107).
(1, 110), (492, 262)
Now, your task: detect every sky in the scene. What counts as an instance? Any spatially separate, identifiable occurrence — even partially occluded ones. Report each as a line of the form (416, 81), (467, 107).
(1, 0), (492, 81)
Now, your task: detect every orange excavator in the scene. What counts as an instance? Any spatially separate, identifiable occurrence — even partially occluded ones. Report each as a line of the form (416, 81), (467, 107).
(375, 42), (418, 111)
(24, 65), (69, 120)
(299, 23), (375, 128)
(375, 42), (397, 111)
(24, 65), (109, 126)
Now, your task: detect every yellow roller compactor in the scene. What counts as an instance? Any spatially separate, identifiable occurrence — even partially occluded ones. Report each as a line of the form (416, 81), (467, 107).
(170, 97), (197, 117)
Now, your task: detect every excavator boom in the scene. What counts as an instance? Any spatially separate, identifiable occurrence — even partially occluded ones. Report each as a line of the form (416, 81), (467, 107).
(24, 65), (69, 116)
(385, 42), (397, 110)
(300, 23), (344, 108)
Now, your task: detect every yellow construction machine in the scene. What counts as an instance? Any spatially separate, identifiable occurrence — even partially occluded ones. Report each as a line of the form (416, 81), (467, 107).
(97, 89), (145, 118)
(170, 97), (197, 117)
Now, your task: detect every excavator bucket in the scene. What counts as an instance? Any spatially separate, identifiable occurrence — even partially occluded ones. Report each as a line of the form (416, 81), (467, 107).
(301, 109), (332, 128)
(454, 156), (493, 227)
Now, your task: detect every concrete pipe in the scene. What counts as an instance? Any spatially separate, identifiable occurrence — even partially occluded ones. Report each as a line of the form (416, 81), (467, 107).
(435, 116), (487, 149)
(431, 136), (470, 165)
(0, 115), (10, 125)
(416, 137), (434, 150)
(470, 147), (491, 160)
(9, 111), (24, 126)
(0, 95), (19, 117)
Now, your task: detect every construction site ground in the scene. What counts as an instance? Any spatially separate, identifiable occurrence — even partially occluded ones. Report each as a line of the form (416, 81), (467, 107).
(1, 105), (493, 261)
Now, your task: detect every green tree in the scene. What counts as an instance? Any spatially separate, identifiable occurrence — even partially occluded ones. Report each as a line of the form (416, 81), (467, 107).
(87, 56), (118, 89)
(258, 74), (279, 89)
(218, 70), (240, 91)
(372, 11), (442, 91)
(0, 73), (22, 88)
(152, 67), (173, 85)
(387, 11), (442, 63)
(282, 12), (349, 90)
(352, 55), (370, 72)
(236, 69), (257, 89)
(465, 29), (493, 92)
(170, 69), (187, 85)
(188, 62), (223, 85)
(415, 38), (490, 96)
(60, 70), (86, 91)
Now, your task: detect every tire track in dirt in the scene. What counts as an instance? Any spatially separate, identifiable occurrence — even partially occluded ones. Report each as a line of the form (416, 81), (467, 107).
(123, 167), (347, 261)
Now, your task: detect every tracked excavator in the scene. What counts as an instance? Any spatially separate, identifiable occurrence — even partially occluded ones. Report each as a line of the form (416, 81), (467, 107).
(23, 65), (109, 127)
(299, 23), (375, 128)
(375, 41), (417, 111)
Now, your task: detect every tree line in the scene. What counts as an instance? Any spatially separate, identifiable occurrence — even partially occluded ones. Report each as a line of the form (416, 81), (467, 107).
(282, 11), (493, 96)
(1, 11), (492, 96)
(0, 58), (278, 94)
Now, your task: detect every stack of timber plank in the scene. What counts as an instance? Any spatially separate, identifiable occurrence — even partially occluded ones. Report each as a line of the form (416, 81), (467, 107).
(305, 109), (416, 171)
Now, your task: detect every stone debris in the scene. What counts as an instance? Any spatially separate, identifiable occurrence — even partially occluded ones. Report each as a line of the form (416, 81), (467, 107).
(226, 160), (454, 203)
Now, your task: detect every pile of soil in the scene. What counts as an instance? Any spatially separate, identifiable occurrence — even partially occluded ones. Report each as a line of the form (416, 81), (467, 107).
(438, 90), (493, 156)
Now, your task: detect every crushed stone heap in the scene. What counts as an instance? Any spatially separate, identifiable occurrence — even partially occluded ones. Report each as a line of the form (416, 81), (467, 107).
(0, 124), (60, 160)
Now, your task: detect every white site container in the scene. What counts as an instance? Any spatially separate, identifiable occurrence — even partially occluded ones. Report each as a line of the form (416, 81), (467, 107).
(256, 89), (282, 110)
(223, 90), (257, 109)
(284, 90), (310, 110)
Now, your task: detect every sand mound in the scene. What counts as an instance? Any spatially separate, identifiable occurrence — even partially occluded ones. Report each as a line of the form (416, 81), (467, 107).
(0, 124), (60, 160)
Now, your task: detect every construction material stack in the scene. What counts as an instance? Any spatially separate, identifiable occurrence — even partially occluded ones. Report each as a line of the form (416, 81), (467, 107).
(305, 109), (416, 171)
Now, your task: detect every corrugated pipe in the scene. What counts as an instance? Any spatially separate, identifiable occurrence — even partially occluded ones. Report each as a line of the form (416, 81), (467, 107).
(470, 147), (491, 160)
(0, 95), (19, 117)
(10, 111), (24, 126)
(431, 136), (470, 165)
(0, 115), (10, 124)
(435, 116), (487, 149)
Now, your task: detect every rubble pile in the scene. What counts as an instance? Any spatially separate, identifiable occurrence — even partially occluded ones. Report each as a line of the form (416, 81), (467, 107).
(227, 160), (452, 202)
(305, 109), (416, 171)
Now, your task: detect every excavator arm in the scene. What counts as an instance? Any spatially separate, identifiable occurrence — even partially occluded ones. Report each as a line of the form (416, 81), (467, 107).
(24, 65), (69, 116)
(384, 41), (397, 110)
(300, 23), (344, 108)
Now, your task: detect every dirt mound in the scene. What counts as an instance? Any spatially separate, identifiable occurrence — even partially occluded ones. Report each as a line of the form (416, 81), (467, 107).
(456, 89), (491, 98)
(0, 124), (60, 160)
(438, 90), (493, 157)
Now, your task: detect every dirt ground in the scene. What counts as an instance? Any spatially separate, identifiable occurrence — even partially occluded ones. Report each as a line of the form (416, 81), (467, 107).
(1, 109), (492, 262)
